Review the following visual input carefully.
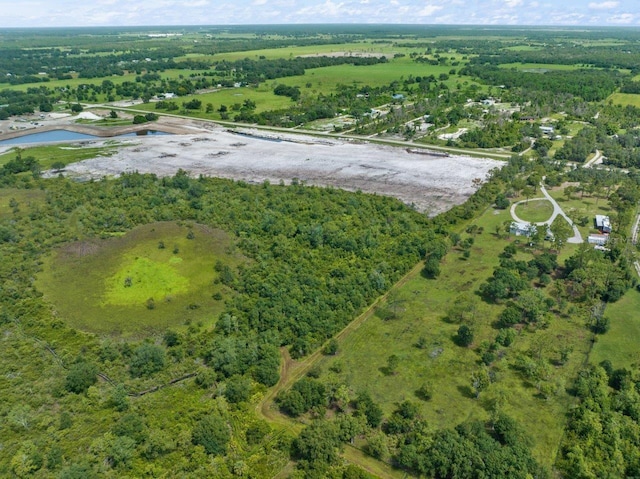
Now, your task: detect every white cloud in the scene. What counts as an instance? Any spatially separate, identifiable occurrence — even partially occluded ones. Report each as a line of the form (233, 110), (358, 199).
(417, 4), (444, 16)
(253, 0), (268, 5)
(588, 1), (619, 9)
(608, 12), (636, 23)
(504, 0), (523, 7)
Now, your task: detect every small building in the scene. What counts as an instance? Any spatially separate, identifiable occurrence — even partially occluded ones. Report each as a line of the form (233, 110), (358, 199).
(588, 234), (609, 246)
(510, 221), (534, 237)
(595, 215), (611, 233)
(540, 125), (554, 134)
(392, 93), (405, 100)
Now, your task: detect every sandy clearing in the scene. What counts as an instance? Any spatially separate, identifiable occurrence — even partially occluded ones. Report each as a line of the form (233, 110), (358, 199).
(52, 124), (502, 216)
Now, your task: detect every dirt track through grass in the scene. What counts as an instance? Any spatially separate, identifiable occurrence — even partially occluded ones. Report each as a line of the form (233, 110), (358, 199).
(256, 261), (425, 478)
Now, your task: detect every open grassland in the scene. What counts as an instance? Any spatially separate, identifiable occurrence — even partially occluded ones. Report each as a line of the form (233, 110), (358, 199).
(498, 63), (582, 71)
(134, 86), (294, 118)
(590, 289), (640, 369)
(5, 69), (210, 94)
(514, 199), (555, 223)
(178, 41), (403, 62)
(275, 58), (459, 94)
(311, 205), (593, 467)
(608, 92), (640, 107)
(0, 144), (118, 170)
(37, 222), (247, 338)
(0, 187), (45, 218)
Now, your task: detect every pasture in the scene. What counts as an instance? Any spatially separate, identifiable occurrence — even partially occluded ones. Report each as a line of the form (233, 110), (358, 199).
(590, 289), (640, 369)
(36, 222), (247, 338)
(310, 203), (593, 467)
(608, 92), (640, 108)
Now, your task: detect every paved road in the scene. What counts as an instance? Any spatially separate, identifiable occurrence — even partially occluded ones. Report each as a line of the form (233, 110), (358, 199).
(632, 213), (640, 245)
(509, 181), (583, 244)
(540, 182), (583, 244)
(584, 149), (603, 169)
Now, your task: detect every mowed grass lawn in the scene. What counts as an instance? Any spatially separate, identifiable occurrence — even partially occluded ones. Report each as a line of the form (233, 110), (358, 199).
(37, 222), (248, 338)
(313, 205), (592, 467)
(590, 289), (640, 369)
(514, 199), (554, 223)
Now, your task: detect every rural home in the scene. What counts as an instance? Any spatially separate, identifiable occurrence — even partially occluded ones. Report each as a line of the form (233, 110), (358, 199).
(588, 234), (609, 246)
(595, 215), (611, 233)
(510, 221), (534, 237)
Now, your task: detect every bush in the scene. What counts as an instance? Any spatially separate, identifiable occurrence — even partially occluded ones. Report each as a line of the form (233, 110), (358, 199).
(191, 415), (230, 456)
(129, 343), (166, 377)
(132, 115), (148, 124)
(223, 375), (252, 403)
(65, 361), (98, 394)
(322, 338), (339, 355)
(455, 325), (474, 347)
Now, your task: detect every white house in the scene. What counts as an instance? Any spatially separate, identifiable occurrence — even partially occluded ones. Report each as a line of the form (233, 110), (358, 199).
(540, 126), (554, 134)
(588, 234), (609, 246)
(595, 215), (611, 233)
(510, 221), (534, 237)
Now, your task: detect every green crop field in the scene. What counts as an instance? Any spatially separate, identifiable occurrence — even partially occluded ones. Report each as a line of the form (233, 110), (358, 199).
(514, 199), (555, 223)
(36, 222), (248, 338)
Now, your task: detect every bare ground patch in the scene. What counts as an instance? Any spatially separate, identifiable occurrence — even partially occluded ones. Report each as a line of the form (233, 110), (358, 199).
(48, 125), (503, 216)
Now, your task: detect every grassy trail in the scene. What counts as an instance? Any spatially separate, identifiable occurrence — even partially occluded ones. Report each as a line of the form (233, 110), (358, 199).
(256, 261), (426, 478)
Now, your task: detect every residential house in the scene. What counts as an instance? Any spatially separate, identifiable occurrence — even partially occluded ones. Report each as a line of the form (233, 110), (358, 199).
(588, 234), (609, 246)
(595, 215), (611, 233)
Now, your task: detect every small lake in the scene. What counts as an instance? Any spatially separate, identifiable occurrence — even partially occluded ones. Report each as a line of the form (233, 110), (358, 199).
(0, 129), (170, 146)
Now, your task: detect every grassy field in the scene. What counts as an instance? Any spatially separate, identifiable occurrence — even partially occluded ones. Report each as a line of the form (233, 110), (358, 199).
(0, 143), (119, 170)
(545, 185), (612, 240)
(132, 85), (294, 118)
(0, 187), (45, 218)
(608, 92), (640, 107)
(307, 204), (592, 468)
(37, 222), (248, 338)
(131, 57), (463, 120)
(178, 41), (403, 62)
(5, 69), (209, 93)
(590, 289), (640, 369)
(276, 57), (458, 94)
(514, 199), (554, 223)
(498, 63), (582, 71)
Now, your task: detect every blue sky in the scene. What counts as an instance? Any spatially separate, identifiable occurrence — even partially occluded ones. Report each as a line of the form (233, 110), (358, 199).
(1, 0), (638, 27)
